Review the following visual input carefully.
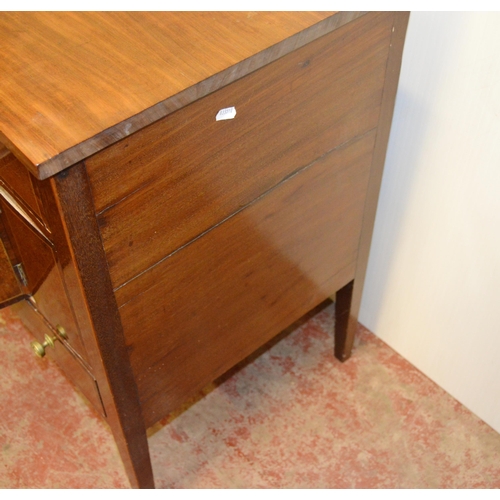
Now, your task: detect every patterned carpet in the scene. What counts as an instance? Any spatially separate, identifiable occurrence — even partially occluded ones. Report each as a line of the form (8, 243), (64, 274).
(1, 301), (499, 488)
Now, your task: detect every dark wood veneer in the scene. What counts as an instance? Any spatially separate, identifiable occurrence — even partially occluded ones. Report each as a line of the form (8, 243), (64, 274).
(0, 237), (22, 306)
(335, 12), (410, 361)
(0, 152), (48, 229)
(0, 12), (409, 488)
(121, 131), (375, 426)
(88, 12), (392, 290)
(0, 12), (365, 178)
(13, 299), (106, 417)
(50, 164), (154, 488)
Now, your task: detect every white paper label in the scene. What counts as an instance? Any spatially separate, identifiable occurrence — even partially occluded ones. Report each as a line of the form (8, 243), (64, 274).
(216, 107), (237, 121)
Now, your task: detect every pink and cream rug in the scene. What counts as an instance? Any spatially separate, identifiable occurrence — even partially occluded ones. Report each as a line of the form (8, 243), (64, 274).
(1, 301), (499, 488)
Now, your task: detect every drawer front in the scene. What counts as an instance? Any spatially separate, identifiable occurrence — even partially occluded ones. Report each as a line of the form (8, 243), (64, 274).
(14, 300), (106, 417)
(118, 131), (376, 427)
(0, 236), (23, 307)
(0, 201), (91, 365)
(0, 149), (49, 232)
(87, 12), (394, 290)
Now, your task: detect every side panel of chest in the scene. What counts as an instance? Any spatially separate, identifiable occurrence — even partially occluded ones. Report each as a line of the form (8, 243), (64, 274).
(0, 11), (409, 489)
(86, 12), (394, 291)
(84, 12), (396, 427)
(119, 131), (376, 426)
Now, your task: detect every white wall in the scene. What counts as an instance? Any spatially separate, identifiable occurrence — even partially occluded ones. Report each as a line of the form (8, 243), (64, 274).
(360, 12), (500, 434)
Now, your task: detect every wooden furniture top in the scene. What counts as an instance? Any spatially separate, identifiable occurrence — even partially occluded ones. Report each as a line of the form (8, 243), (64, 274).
(0, 11), (368, 180)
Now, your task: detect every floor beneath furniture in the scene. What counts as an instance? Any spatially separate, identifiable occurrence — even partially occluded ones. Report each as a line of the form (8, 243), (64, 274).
(1, 301), (499, 489)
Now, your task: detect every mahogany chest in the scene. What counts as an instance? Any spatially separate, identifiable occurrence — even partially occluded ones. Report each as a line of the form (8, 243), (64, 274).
(0, 12), (408, 487)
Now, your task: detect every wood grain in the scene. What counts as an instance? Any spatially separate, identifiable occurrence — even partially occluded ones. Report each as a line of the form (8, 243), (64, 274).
(88, 12), (394, 290)
(118, 130), (376, 427)
(334, 280), (355, 360)
(0, 12), (410, 489)
(1, 201), (54, 295)
(0, 152), (48, 228)
(0, 200), (91, 362)
(0, 12), (368, 179)
(51, 163), (154, 488)
(337, 12), (410, 361)
(13, 299), (106, 417)
(0, 235), (22, 307)
(0, 144), (9, 160)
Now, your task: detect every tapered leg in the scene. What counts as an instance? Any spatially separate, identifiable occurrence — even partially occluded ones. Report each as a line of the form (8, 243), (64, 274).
(332, 13), (409, 361)
(334, 280), (357, 362)
(48, 164), (155, 488)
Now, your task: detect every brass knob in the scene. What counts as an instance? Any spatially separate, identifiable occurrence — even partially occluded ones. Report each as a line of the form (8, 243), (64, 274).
(56, 325), (68, 339)
(30, 325), (67, 358)
(31, 333), (56, 358)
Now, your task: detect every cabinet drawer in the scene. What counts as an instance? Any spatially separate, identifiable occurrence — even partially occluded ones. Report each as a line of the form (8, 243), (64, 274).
(87, 12), (394, 290)
(0, 236), (23, 307)
(14, 299), (106, 417)
(0, 148), (49, 232)
(0, 200), (91, 365)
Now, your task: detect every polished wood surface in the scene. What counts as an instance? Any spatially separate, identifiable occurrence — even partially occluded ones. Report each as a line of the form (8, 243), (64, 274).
(0, 236), (22, 307)
(119, 131), (376, 426)
(0, 12), (409, 488)
(1, 201), (53, 295)
(88, 12), (393, 290)
(334, 280), (355, 361)
(338, 12), (410, 361)
(13, 299), (106, 416)
(51, 164), (154, 488)
(0, 12), (371, 179)
(1, 198), (90, 362)
(0, 152), (47, 228)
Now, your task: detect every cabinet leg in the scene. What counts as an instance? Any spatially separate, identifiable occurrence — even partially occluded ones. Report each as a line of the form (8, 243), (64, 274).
(107, 413), (154, 489)
(334, 280), (357, 362)
(49, 164), (155, 488)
